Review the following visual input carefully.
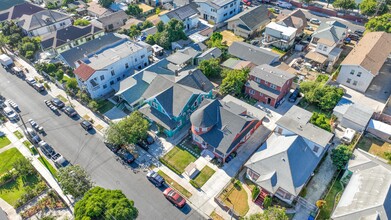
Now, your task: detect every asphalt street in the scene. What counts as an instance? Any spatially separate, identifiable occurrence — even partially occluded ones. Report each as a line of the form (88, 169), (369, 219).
(0, 66), (205, 220)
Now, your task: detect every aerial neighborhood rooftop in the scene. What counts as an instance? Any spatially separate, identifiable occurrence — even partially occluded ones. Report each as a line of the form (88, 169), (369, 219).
(0, 0), (390, 219)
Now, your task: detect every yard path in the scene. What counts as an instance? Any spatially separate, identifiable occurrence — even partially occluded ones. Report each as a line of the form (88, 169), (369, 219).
(0, 142), (14, 154)
(0, 197), (20, 220)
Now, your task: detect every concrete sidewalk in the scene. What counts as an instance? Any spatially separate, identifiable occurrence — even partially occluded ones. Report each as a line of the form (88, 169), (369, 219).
(1, 122), (74, 212)
(0, 198), (20, 220)
(5, 49), (109, 135)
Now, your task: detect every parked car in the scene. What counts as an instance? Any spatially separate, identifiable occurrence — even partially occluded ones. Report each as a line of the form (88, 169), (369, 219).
(24, 127), (41, 143)
(354, 29), (365, 37)
(51, 98), (65, 108)
(146, 170), (165, 187)
(344, 37), (351, 44)
(163, 188), (186, 208)
(137, 141), (149, 151)
(146, 134), (155, 145)
(7, 100), (19, 111)
(33, 83), (45, 92)
(288, 87), (300, 102)
(3, 107), (18, 121)
(117, 149), (135, 164)
(44, 100), (58, 111)
(63, 106), (77, 117)
(28, 119), (39, 130)
(26, 77), (36, 86)
(341, 128), (356, 144)
(54, 155), (70, 168)
(310, 18), (321, 25)
(105, 142), (120, 153)
(80, 120), (93, 130)
(39, 141), (55, 157)
(305, 25), (314, 31)
(276, 1), (292, 9)
(348, 33), (360, 41)
(51, 153), (61, 161)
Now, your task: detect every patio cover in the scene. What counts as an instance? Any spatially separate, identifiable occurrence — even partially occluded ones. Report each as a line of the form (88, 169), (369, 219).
(305, 51), (327, 64)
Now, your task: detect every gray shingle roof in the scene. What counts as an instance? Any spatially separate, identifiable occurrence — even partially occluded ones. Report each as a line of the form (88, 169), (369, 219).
(166, 51), (194, 65)
(190, 99), (258, 155)
(246, 80), (280, 99)
(164, 3), (199, 20)
(313, 20), (347, 45)
(0, 2), (44, 22)
(41, 25), (103, 50)
(343, 104), (374, 128)
(18, 9), (70, 31)
(139, 105), (179, 130)
(198, 47), (222, 60)
(332, 149), (391, 220)
(245, 133), (321, 196)
(249, 64), (295, 87)
(227, 5), (272, 31)
(228, 42), (280, 66)
(96, 10), (128, 25)
(59, 33), (125, 68)
(276, 106), (333, 147)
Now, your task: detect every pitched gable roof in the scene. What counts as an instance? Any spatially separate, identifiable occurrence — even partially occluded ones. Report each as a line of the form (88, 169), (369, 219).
(18, 9), (70, 31)
(227, 5), (273, 31)
(278, 9), (307, 33)
(313, 20), (347, 45)
(0, 2), (44, 22)
(95, 10), (128, 25)
(164, 3), (199, 20)
(249, 64), (294, 87)
(332, 149), (391, 220)
(41, 25), (103, 50)
(245, 133), (320, 196)
(74, 63), (96, 81)
(228, 41), (280, 66)
(341, 32), (391, 75)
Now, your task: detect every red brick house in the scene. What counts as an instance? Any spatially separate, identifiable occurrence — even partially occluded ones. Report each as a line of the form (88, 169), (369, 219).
(190, 99), (263, 162)
(245, 64), (294, 108)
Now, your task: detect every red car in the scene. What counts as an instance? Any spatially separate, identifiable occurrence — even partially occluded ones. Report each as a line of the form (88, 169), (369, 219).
(163, 188), (186, 208)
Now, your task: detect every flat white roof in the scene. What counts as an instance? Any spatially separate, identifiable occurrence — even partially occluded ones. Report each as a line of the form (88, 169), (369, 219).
(367, 119), (391, 135)
(267, 22), (297, 37)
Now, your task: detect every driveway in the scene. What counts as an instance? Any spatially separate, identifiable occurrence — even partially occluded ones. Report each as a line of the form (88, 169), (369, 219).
(365, 58), (391, 103)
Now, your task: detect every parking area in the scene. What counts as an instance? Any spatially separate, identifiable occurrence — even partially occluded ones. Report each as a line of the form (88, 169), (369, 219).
(365, 58), (391, 103)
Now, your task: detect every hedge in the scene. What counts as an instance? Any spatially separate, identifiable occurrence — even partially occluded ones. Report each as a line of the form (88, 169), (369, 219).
(252, 186), (260, 200)
(189, 179), (201, 189)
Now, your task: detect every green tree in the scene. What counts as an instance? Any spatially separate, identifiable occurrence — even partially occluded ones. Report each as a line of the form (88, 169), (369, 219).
(360, 0), (388, 15)
(156, 7), (161, 14)
(198, 58), (222, 78)
(74, 19), (90, 26)
(333, 0), (356, 10)
(156, 21), (164, 32)
(206, 32), (225, 49)
(105, 111), (149, 146)
(331, 145), (353, 170)
(128, 25), (141, 39)
(140, 20), (153, 30)
(62, 0), (75, 5)
(365, 13), (391, 33)
(310, 112), (331, 131)
(58, 165), (93, 199)
(98, 0), (114, 8)
(263, 196), (272, 209)
(55, 69), (64, 81)
(299, 81), (343, 110)
(150, 19), (187, 49)
(145, 34), (155, 45)
(88, 100), (99, 111)
(126, 4), (143, 17)
(13, 158), (35, 180)
(220, 68), (249, 96)
(74, 186), (138, 220)
(66, 78), (78, 92)
(245, 206), (288, 220)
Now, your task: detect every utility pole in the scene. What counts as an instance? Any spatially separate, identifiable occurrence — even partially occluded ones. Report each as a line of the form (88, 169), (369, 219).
(374, 0), (385, 16)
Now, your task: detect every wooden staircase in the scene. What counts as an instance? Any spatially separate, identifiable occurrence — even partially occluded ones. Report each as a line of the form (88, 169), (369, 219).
(254, 189), (269, 207)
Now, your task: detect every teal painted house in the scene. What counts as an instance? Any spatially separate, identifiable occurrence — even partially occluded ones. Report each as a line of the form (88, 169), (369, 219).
(139, 69), (214, 137)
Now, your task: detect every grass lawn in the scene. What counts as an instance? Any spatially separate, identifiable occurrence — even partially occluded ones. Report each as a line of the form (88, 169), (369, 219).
(0, 136), (11, 148)
(221, 30), (244, 46)
(357, 135), (391, 161)
(210, 211), (224, 220)
(157, 170), (192, 198)
(97, 99), (115, 114)
(0, 174), (40, 207)
(219, 181), (249, 216)
(13, 130), (23, 139)
(56, 94), (68, 103)
(192, 166), (215, 188)
(162, 146), (197, 174)
(38, 156), (57, 177)
(318, 179), (343, 219)
(22, 141), (38, 155)
(0, 148), (24, 176)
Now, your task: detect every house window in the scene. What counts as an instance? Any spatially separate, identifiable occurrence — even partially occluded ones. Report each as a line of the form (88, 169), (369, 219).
(141, 55), (145, 59)
(259, 93), (263, 97)
(247, 169), (260, 181)
(110, 80), (114, 85)
(100, 75), (105, 81)
(313, 146), (319, 153)
(135, 58), (138, 62)
(125, 63), (129, 69)
(270, 84), (277, 89)
(346, 78), (351, 83)
(255, 77), (260, 83)
(230, 3), (233, 7)
(323, 46), (327, 51)
(249, 89), (255, 95)
(264, 81), (268, 85)
(111, 70), (115, 76)
(117, 77), (121, 82)
(103, 84), (107, 89)
(230, 10), (233, 15)
(193, 101), (198, 107)
(353, 80), (358, 86)
(223, 13), (227, 16)
(224, 5), (227, 9)
(350, 70), (355, 75)
(357, 72), (362, 77)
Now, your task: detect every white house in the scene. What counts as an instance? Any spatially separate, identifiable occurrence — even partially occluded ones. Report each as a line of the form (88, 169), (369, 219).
(194, 0), (241, 24)
(159, 3), (199, 31)
(17, 9), (72, 37)
(245, 106), (333, 204)
(73, 39), (151, 99)
(337, 32), (391, 92)
(263, 22), (297, 50)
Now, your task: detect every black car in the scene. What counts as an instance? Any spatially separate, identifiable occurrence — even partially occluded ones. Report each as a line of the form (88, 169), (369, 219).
(80, 120), (93, 130)
(39, 141), (55, 157)
(33, 83), (45, 92)
(146, 170), (165, 187)
(63, 106), (77, 117)
(146, 134), (155, 145)
(51, 98), (65, 108)
(354, 29), (364, 37)
(117, 149), (135, 164)
(137, 141), (149, 151)
(348, 33), (360, 41)
(288, 88), (300, 102)
(105, 142), (120, 153)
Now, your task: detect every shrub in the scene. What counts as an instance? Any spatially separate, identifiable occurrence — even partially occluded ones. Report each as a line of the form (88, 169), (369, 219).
(310, 112), (331, 131)
(316, 200), (326, 208)
(331, 145), (353, 170)
(252, 186), (260, 200)
(189, 180), (200, 189)
(88, 100), (99, 111)
(263, 196), (272, 209)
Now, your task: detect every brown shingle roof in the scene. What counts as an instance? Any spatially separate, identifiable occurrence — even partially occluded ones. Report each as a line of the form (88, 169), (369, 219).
(341, 32), (391, 75)
(278, 9), (307, 34)
(74, 63), (96, 81)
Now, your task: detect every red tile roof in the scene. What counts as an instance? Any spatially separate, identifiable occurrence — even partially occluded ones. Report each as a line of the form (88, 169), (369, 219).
(74, 63), (96, 81)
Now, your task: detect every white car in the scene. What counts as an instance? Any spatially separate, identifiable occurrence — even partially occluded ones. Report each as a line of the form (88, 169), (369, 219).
(277, 1), (292, 9)
(3, 107), (18, 121)
(310, 18), (321, 25)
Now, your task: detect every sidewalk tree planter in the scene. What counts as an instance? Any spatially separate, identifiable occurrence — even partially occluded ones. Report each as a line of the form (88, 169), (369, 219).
(158, 170), (192, 198)
(189, 166), (216, 189)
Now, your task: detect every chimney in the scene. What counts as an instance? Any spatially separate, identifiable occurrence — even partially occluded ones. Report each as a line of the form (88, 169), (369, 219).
(174, 69), (179, 76)
(201, 82), (205, 91)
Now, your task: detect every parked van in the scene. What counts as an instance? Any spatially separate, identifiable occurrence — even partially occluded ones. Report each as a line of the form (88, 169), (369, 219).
(341, 128), (356, 144)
